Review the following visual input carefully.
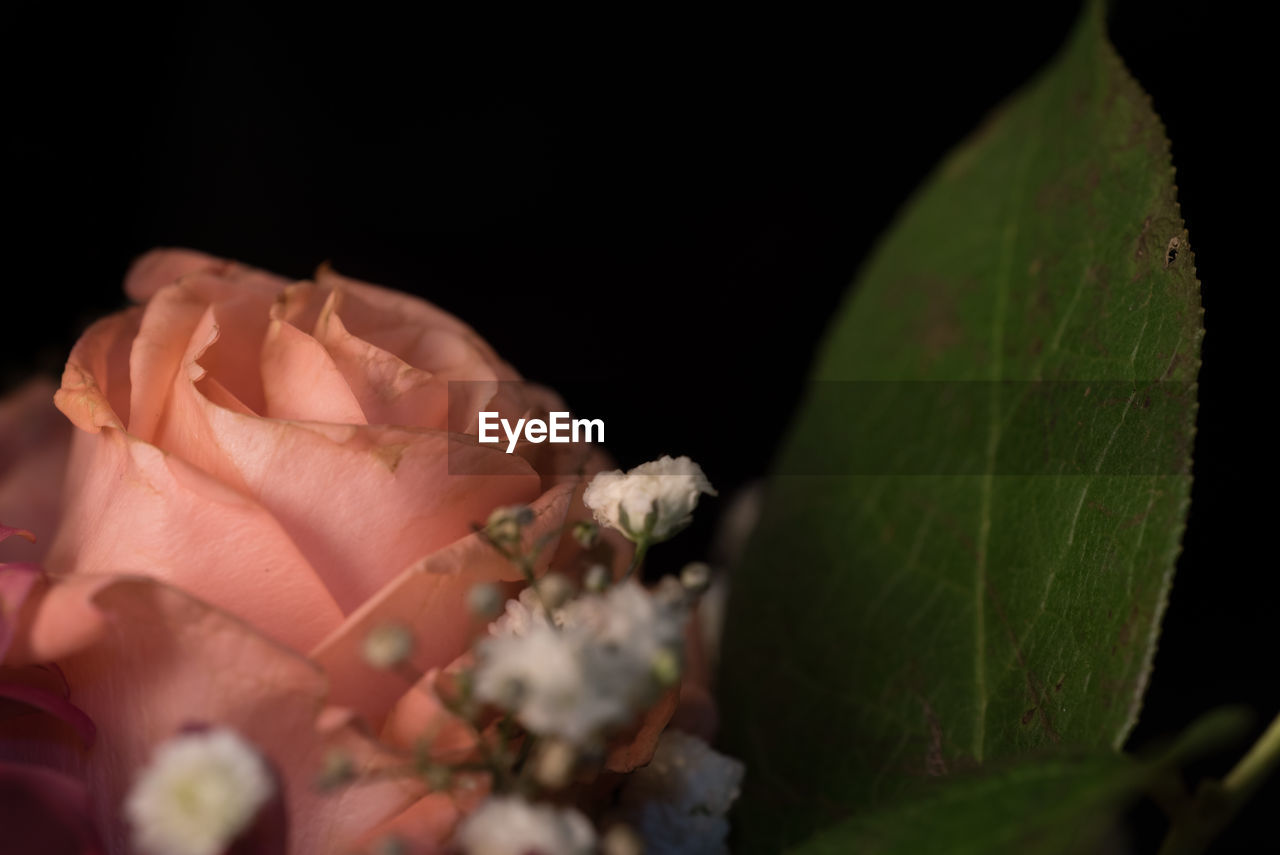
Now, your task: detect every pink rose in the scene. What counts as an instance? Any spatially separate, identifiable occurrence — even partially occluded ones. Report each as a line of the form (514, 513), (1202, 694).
(2, 249), (649, 853)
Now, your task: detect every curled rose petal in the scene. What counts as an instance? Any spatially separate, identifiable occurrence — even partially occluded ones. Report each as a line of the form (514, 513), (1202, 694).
(45, 429), (345, 651)
(0, 681), (96, 748)
(36, 576), (459, 854)
(0, 761), (104, 855)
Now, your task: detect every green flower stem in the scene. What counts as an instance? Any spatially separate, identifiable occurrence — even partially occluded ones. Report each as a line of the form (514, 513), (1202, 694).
(516, 554), (555, 617)
(623, 537), (650, 581)
(1222, 710), (1280, 803)
(1159, 710), (1280, 855)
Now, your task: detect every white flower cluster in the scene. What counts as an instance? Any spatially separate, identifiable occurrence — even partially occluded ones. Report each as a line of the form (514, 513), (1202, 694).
(474, 578), (688, 747)
(427, 457), (745, 855)
(619, 730), (746, 855)
(583, 455), (717, 543)
(456, 796), (596, 855)
(125, 727), (274, 855)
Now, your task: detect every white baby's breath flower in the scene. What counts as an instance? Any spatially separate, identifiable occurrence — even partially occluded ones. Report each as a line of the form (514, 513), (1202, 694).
(489, 587), (555, 638)
(569, 579), (688, 712)
(126, 727), (274, 855)
(476, 580), (689, 745)
(619, 730), (745, 855)
(456, 795), (596, 855)
(474, 619), (619, 744)
(583, 456), (716, 543)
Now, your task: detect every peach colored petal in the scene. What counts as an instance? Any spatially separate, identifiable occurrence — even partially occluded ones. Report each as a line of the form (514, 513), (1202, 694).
(314, 265), (517, 383)
(2, 576), (111, 666)
(378, 674), (476, 762)
(261, 316), (368, 423)
(124, 247), (290, 304)
(127, 266), (284, 436)
(147, 304), (256, 493)
(0, 380), (72, 561)
(174, 404), (544, 612)
(44, 427), (344, 651)
(312, 287), (473, 432)
(124, 247), (225, 302)
(55, 309), (143, 433)
(311, 483), (575, 727)
(605, 687), (679, 773)
(126, 282), (210, 441)
(40, 577), (421, 854)
(669, 605), (719, 740)
(103, 280), (547, 615)
(352, 792), (463, 855)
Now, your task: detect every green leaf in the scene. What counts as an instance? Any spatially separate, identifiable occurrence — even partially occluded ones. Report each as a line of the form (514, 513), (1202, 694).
(718, 1), (1202, 849)
(786, 753), (1139, 855)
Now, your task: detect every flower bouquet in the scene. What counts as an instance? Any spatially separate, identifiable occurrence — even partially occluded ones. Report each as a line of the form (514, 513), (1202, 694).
(1, 2), (1271, 854)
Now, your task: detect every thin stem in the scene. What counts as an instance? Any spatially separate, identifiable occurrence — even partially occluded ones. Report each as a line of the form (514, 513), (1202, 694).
(623, 538), (650, 581)
(1158, 710), (1280, 855)
(517, 555), (555, 616)
(1222, 710), (1280, 802)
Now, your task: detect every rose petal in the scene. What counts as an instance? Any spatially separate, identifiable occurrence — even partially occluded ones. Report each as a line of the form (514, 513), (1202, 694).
(604, 687), (679, 773)
(42, 577), (433, 854)
(2, 575), (110, 666)
(311, 482), (575, 726)
(0, 381), (73, 561)
(44, 428), (345, 652)
(174, 404), (544, 612)
(351, 792), (465, 855)
(312, 287), (472, 431)
(0, 682), (95, 747)
(314, 265), (517, 384)
(0, 762), (104, 855)
(55, 308), (143, 433)
(1, 562), (41, 661)
(261, 314), (369, 424)
(124, 247), (290, 304)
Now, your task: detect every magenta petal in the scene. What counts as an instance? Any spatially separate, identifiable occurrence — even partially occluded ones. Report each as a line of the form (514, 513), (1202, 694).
(0, 682), (96, 747)
(0, 762), (104, 855)
(0, 525), (36, 544)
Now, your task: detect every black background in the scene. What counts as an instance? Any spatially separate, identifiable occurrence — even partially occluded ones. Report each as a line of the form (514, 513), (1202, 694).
(5, 1), (1267, 851)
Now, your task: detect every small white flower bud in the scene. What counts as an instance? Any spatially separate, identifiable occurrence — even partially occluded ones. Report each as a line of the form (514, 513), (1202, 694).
(363, 622), (414, 670)
(601, 823), (645, 855)
(468, 582), (505, 619)
(486, 504), (534, 545)
(532, 738), (578, 790)
(583, 563), (612, 593)
(583, 456), (716, 543)
(652, 647), (682, 688)
(571, 520), (599, 548)
(680, 561), (712, 595)
(457, 796), (596, 855)
(535, 572), (575, 611)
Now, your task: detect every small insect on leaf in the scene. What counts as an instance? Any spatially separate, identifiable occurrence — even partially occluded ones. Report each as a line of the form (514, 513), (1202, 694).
(1164, 236), (1181, 268)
